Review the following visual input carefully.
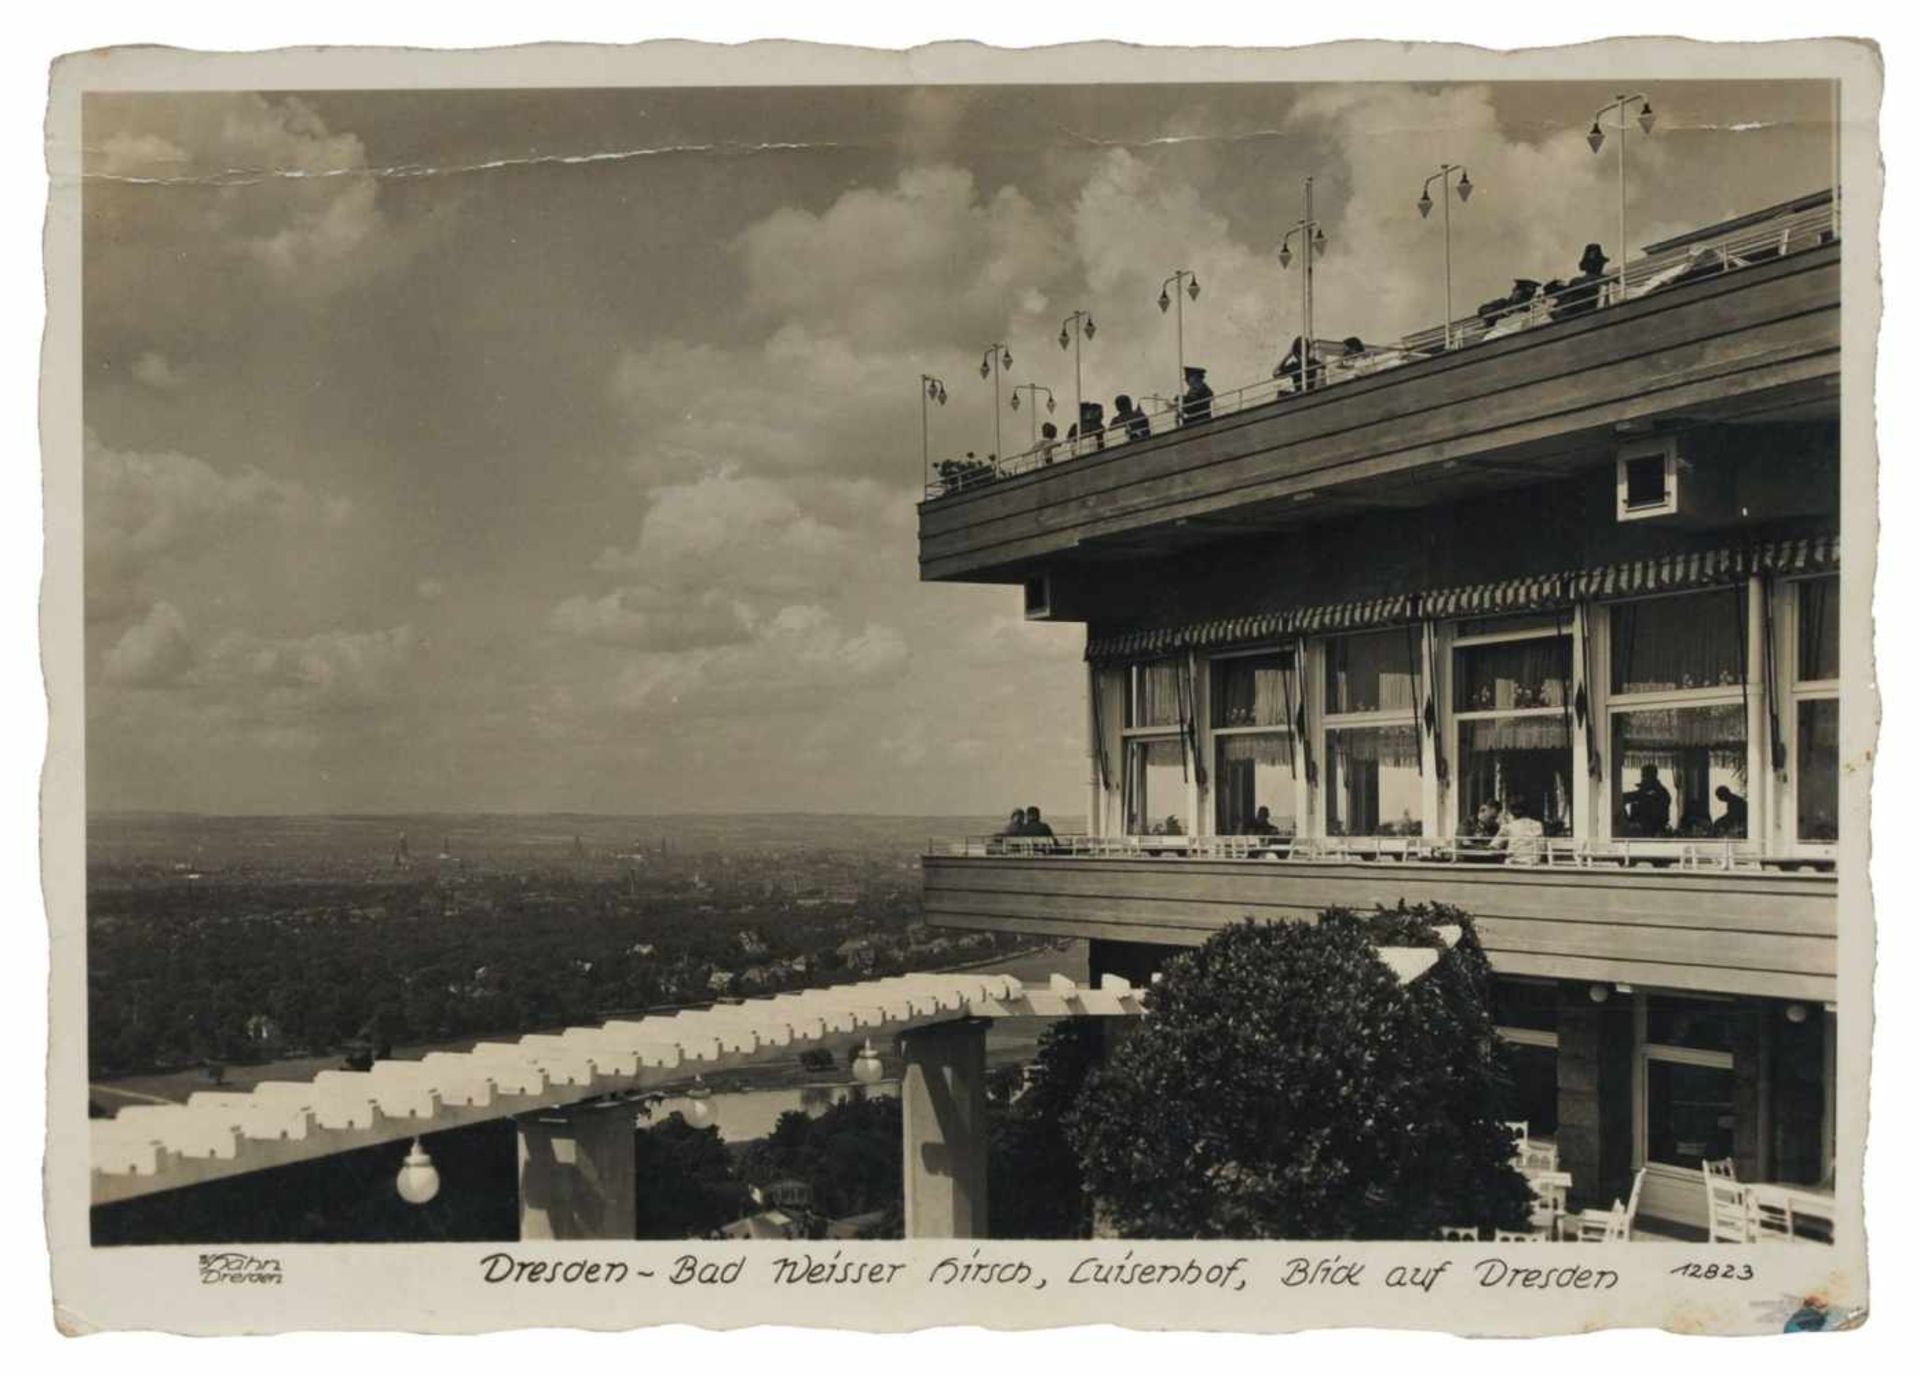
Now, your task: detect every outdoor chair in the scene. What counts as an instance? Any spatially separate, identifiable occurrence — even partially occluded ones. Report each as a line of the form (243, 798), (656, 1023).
(1493, 1229), (1543, 1243)
(1437, 1225), (1480, 1242)
(1704, 1157), (1738, 1181)
(1502, 1121), (1530, 1157)
(1748, 1185), (1797, 1240)
(1704, 1165), (1754, 1243)
(1527, 1169), (1571, 1238)
(1574, 1167), (1646, 1242)
(1519, 1140), (1559, 1173)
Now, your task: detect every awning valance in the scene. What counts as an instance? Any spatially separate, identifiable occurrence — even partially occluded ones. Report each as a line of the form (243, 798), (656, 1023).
(1084, 534), (1838, 663)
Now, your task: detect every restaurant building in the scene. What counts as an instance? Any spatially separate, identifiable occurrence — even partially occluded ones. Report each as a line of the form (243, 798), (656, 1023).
(918, 190), (1841, 1236)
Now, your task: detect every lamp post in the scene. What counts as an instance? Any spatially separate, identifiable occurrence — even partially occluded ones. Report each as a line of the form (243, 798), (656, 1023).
(979, 343), (1013, 467)
(1417, 164), (1473, 349)
(1277, 177), (1329, 391)
(1057, 310), (1095, 448)
(1586, 93), (1656, 300)
(1009, 382), (1056, 450)
(1156, 271), (1200, 410)
(919, 374), (947, 492)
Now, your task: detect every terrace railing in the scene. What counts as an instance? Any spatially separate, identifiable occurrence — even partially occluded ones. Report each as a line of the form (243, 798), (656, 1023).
(924, 197), (1838, 500)
(931, 833), (1834, 873)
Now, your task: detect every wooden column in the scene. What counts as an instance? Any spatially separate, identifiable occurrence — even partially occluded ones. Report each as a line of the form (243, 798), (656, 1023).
(516, 1102), (637, 1240)
(901, 1018), (989, 1238)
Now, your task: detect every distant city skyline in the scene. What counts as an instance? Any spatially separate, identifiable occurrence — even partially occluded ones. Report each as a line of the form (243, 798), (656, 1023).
(83, 81), (1837, 815)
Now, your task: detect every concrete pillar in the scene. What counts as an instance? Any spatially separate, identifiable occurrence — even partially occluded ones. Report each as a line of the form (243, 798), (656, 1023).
(901, 1018), (989, 1238)
(516, 1102), (637, 1240)
(1555, 984), (1634, 1212)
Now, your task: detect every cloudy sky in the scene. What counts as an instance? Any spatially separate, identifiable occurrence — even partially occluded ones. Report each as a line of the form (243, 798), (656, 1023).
(81, 80), (1836, 817)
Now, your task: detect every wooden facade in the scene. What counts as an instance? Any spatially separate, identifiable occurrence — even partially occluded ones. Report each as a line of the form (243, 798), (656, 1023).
(919, 245), (1838, 585)
(922, 853), (1837, 1002)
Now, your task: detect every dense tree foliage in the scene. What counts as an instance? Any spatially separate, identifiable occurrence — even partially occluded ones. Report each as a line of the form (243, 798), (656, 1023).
(987, 1018), (1103, 1238)
(633, 1114), (754, 1239)
(739, 1094), (904, 1234)
(1067, 906), (1534, 1240)
(86, 868), (1010, 1078)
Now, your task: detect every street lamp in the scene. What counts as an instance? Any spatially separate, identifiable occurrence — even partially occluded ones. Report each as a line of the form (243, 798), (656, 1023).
(1156, 271), (1200, 411)
(1058, 309), (1095, 448)
(1010, 382), (1056, 450)
(1587, 93), (1656, 299)
(682, 1074), (715, 1128)
(980, 343), (1012, 466)
(1277, 178), (1329, 391)
(1417, 164), (1474, 349)
(852, 1038), (885, 1085)
(395, 1137), (440, 1206)
(919, 374), (947, 493)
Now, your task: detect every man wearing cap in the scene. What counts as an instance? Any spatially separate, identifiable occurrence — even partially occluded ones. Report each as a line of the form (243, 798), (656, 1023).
(1180, 365), (1213, 425)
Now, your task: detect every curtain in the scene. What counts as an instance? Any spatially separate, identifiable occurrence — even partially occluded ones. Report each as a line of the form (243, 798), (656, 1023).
(1459, 716), (1572, 753)
(1611, 590), (1746, 694)
(1215, 733), (1295, 834)
(1612, 704), (1749, 770)
(1798, 576), (1839, 681)
(1327, 724), (1421, 766)
(1454, 637), (1571, 712)
(1133, 659), (1184, 727)
(1325, 630), (1418, 714)
(1213, 654), (1292, 727)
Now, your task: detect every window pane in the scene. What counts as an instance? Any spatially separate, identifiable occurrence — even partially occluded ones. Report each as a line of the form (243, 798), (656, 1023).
(1610, 590), (1746, 694)
(1130, 660), (1184, 728)
(1458, 716), (1573, 835)
(1212, 652), (1293, 728)
(1125, 737), (1186, 835)
(1325, 725), (1422, 836)
(1611, 704), (1748, 837)
(1645, 1059), (1735, 1170)
(1797, 697), (1839, 842)
(1454, 636), (1570, 712)
(1325, 630), (1418, 715)
(1500, 1042), (1560, 1138)
(1456, 613), (1563, 640)
(1797, 576), (1839, 682)
(1647, 995), (1738, 1053)
(1215, 733), (1297, 835)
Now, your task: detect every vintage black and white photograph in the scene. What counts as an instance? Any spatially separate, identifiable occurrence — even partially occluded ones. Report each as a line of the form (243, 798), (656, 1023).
(42, 37), (1878, 1335)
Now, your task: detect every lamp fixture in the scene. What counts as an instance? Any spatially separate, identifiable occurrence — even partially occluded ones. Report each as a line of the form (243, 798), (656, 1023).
(396, 1137), (440, 1206)
(852, 1038), (885, 1085)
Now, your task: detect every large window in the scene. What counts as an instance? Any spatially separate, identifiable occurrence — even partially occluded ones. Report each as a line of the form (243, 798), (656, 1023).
(1454, 619), (1574, 837)
(1792, 576), (1839, 843)
(1211, 651), (1298, 836)
(1324, 630), (1422, 836)
(1608, 590), (1750, 839)
(1124, 660), (1188, 835)
(1642, 996), (1738, 1172)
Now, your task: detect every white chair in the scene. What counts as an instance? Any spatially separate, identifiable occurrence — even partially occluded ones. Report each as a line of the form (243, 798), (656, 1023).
(1748, 1185), (1798, 1240)
(1704, 1165), (1754, 1243)
(1502, 1121), (1530, 1159)
(1574, 1168), (1647, 1242)
(1519, 1140), (1559, 1174)
(1704, 1157), (1738, 1181)
(1493, 1229), (1543, 1243)
(1527, 1169), (1572, 1239)
(1438, 1225), (1480, 1242)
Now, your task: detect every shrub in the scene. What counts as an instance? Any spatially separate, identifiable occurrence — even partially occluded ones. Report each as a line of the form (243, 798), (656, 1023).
(1066, 905), (1533, 1239)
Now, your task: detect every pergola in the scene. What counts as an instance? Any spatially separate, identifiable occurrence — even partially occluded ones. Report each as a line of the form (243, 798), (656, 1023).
(91, 943), (1448, 1239)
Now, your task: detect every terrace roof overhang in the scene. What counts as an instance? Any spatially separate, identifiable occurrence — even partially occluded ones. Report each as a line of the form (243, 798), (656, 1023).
(917, 243), (1839, 586)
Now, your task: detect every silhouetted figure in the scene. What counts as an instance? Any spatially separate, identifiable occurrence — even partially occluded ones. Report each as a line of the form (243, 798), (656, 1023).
(1115, 394), (1151, 442)
(1038, 421), (1059, 465)
(1180, 366), (1214, 424)
(998, 808), (1026, 838)
(1022, 806), (1056, 841)
(1274, 336), (1321, 392)
(1713, 785), (1749, 837)
(1478, 278), (1542, 327)
(1622, 763), (1673, 837)
(1551, 243), (1612, 320)
(1472, 799), (1504, 838)
(1247, 806), (1280, 836)
(1078, 401), (1106, 452)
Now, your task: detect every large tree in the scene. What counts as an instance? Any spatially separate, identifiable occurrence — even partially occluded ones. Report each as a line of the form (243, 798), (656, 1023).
(1067, 905), (1533, 1239)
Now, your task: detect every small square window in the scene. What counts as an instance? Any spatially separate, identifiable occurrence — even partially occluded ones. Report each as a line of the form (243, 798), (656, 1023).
(1616, 439), (1679, 520)
(1023, 575), (1051, 619)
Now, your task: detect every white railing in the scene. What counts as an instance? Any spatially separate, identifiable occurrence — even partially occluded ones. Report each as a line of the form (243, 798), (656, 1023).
(932, 833), (1834, 874)
(924, 199), (1837, 500)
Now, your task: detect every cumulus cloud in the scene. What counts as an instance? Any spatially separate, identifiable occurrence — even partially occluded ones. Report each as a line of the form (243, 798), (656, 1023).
(102, 601), (193, 687)
(611, 604), (909, 719)
(197, 624), (419, 717)
(550, 585), (755, 652)
(130, 350), (187, 392)
(84, 431), (352, 622)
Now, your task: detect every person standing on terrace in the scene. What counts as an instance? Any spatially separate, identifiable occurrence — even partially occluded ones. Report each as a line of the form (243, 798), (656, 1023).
(1180, 366), (1213, 424)
(1494, 796), (1545, 865)
(1115, 394), (1151, 442)
(1551, 243), (1612, 320)
(1038, 420), (1060, 465)
(1021, 806), (1056, 841)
